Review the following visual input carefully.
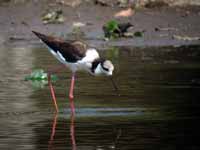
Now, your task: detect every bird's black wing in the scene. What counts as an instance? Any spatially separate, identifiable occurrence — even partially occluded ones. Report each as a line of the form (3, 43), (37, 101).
(32, 31), (87, 62)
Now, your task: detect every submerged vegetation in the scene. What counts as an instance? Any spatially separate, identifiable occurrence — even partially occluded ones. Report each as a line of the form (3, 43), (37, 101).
(25, 69), (58, 89)
(25, 69), (58, 81)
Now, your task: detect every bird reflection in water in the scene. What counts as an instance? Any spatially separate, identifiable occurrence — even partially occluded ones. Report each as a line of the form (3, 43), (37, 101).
(70, 107), (76, 150)
(48, 99), (76, 150)
(48, 113), (58, 150)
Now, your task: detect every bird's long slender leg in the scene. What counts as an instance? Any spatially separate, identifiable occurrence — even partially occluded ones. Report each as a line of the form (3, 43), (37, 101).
(48, 73), (59, 113)
(47, 64), (65, 112)
(69, 73), (76, 114)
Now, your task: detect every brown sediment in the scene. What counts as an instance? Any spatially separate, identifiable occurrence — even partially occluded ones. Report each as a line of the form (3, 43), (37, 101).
(0, 0), (200, 48)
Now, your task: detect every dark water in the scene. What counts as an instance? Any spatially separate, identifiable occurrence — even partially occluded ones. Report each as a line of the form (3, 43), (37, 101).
(0, 44), (200, 150)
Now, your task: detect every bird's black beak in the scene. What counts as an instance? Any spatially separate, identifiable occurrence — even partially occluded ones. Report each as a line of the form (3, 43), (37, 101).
(109, 76), (120, 96)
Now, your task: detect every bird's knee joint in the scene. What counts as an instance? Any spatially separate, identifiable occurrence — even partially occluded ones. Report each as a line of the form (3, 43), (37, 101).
(69, 94), (74, 99)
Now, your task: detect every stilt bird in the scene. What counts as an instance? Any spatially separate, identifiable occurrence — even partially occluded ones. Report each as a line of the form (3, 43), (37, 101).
(32, 31), (118, 112)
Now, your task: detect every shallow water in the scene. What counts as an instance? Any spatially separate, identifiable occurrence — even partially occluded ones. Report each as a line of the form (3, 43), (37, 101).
(0, 44), (200, 150)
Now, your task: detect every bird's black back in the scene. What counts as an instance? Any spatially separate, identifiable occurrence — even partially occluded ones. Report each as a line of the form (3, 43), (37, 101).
(32, 31), (87, 62)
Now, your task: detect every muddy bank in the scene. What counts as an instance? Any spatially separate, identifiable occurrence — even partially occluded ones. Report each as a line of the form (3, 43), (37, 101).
(0, 0), (200, 48)
(135, 0), (200, 7)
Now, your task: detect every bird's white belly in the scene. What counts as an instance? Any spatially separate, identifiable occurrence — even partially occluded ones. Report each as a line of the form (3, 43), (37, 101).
(57, 59), (90, 73)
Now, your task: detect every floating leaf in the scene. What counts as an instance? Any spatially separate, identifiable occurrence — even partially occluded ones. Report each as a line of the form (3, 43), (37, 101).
(30, 80), (48, 89)
(25, 69), (58, 89)
(25, 69), (58, 81)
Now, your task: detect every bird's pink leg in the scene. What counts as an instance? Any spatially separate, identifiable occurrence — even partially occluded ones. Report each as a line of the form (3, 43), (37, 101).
(69, 73), (75, 114)
(48, 74), (59, 113)
(47, 64), (66, 112)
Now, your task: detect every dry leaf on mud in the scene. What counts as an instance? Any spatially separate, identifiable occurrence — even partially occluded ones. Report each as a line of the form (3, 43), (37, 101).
(114, 8), (134, 17)
(42, 9), (65, 24)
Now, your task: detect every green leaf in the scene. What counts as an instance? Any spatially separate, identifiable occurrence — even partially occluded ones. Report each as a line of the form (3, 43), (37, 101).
(105, 20), (119, 32)
(104, 20), (120, 39)
(25, 69), (58, 89)
(25, 69), (58, 81)
(31, 80), (48, 89)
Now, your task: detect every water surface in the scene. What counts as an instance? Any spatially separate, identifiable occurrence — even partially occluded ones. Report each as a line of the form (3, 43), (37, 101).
(0, 44), (200, 149)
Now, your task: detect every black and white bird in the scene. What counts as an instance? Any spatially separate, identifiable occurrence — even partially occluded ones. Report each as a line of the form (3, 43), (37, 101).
(32, 31), (117, 112)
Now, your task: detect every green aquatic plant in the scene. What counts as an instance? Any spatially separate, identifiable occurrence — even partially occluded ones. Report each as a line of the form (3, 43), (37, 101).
(30, 80), (48, 89)
(25, 69), (58, 81)
(103, 20), (120, 39)
(25, 69), (58, 89)
(103, 20), (134, 39)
